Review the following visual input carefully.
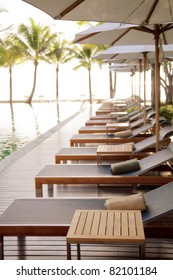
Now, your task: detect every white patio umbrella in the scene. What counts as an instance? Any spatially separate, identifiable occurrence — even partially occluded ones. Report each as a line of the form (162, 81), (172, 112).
(94, 45), (158, 124)
(94, 44), (173, 125)
(22, 0), (173, 151)
(22, 1), (173, 24)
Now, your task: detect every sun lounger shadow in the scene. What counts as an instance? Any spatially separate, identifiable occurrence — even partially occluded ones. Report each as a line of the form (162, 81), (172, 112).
(56, 125), (173, 163)
(36, 141), (173, 196)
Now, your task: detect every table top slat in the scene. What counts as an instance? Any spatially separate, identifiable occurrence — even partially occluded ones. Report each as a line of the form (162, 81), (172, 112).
(82, 212), (94, 235)
(90, 211), (100, 236)
(98, 211), (107, 235)
(113, 212), (121, 237)
(74, 211), (87, 235)
(106, 212), (114, 237)
(121, 212), (129, 236)
(128, 211), (137, 237)
(135, 211), (145, 240)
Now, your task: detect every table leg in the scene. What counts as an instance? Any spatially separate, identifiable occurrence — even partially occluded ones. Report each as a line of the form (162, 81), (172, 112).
(77, 244), (81, 260)
(67, 242), (71, 260)
(139, 243), (145, 260)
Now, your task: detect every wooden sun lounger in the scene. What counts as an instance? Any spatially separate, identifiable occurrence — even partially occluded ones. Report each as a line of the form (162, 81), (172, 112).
(70, 123), (154, 146)
(0, 183), (172, 258)
(79, 117), (151, 134)
(86, 111), (143, 125)
(35, 141), (173, 196)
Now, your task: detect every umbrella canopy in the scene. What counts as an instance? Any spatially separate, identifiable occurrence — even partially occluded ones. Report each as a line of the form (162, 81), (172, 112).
(94, 45), (157, 124)
(23, 0), (173, 23)
(94, 44), (173, 60)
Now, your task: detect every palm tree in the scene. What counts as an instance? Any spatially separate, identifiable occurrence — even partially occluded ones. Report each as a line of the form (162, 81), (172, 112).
(72, 44), (101, 104)
(46, 37), (72, 102)
(0, 36), (24, 103)
(14, 18), (57, 104)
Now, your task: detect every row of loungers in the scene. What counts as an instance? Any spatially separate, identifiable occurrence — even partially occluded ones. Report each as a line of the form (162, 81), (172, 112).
(34, 99), (173, 240)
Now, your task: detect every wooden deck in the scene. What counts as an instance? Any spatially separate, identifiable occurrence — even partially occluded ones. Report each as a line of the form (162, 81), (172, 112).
(0, 106), (173, 260)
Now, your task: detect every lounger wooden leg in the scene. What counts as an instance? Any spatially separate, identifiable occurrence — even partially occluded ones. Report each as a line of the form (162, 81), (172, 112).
(35, 180), (43, 197)
(132, 184), (138, 193)
(48, 184), (53, 190)
(0, 236), (4, 260)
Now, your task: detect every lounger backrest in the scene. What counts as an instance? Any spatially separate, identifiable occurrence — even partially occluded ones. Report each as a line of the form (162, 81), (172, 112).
(137, 141), (173, 175)
(159, 125), (173, 139)
(142, 182), (173, 223)
(134, 126), (173, 153)
(129, 118), (144, 128)
(122, 141), (173, 176)
(134, 135), (156, 153)
(131, 123), (153, 137)
(129, 111), (143, 121)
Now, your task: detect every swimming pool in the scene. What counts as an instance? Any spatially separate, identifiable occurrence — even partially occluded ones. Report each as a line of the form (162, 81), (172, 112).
(0, 101), (85, 160)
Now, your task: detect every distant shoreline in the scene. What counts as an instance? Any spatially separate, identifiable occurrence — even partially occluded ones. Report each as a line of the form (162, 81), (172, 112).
(0, 99), (105, 103)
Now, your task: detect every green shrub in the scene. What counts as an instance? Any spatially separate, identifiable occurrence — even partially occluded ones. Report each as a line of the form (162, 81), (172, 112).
(127, 107), (139, 113)
(159, 105), (173, 123)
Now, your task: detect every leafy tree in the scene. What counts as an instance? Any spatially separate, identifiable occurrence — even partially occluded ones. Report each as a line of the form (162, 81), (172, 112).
(46, 37), (72, 102)
(161, 60), (173, 104)
(72, 44), (102, 104)
(0, 36), (24, 103)
(14, 18), (57, 103)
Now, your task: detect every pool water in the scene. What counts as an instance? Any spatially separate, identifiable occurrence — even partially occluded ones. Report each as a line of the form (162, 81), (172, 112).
(0, 101), (85, 160)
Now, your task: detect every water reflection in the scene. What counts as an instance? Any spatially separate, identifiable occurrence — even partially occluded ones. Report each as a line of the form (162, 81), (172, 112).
(0, 101), (82, 160)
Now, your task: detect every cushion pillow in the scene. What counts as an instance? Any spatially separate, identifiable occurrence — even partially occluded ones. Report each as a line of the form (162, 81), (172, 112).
(114, 129), (132, 138)
(111, 158), (140, 175)
(117, 115), (129, 122)
(128, 142), (136, 150)
(104, 193), (147, 212)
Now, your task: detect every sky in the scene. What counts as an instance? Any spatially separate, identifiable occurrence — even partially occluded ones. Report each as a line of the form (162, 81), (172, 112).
(0, 0), (82, 39)
(0, 0), (135, 101)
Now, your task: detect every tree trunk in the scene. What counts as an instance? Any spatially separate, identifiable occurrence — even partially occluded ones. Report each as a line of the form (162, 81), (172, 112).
(167, 74), (173, 104)
(9, 66), (12, 103)
(88, 68), (92, 104)
(56, 64), (59, 102)
(26, 60), (38, 104)
(151, 63), (155, 109)
(109, 64), (116, 99)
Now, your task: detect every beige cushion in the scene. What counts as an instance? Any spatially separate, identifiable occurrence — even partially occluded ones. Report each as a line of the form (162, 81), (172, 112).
(105, 193), (147, 212)
(117, 115), (129, 122)
(111, 158), (140, 175)
(114, 129), (132, 138)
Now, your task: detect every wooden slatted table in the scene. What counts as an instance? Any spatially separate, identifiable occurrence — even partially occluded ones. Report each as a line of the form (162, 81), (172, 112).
(96, 144), (133, 164)
(106, 122), (130, 134)
(66, 210), (145, 260)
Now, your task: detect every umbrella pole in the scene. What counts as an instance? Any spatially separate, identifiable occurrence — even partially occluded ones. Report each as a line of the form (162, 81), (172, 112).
(143, 52), (147, 125)
(154, 25), (160, 152)
(138, 59), (142, 104)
